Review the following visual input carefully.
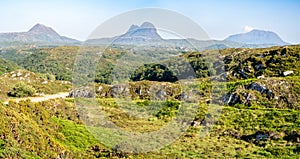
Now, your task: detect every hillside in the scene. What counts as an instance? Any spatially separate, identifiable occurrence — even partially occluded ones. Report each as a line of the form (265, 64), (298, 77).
(220, 45), (300, 80)
(0, 80), (299, 158)
(0, 58), (19, 75)
(0, 70), (71, 99)
(123, 45), (300, 83)
(1, 44), (300, 84)
(0, 43), (299, 158)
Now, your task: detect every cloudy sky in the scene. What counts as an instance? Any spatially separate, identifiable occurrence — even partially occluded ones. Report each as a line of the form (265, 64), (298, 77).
(1, 0), (299, 43)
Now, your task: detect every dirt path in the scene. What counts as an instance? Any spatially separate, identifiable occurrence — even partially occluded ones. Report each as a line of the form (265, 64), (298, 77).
(3, 92), (69, 105)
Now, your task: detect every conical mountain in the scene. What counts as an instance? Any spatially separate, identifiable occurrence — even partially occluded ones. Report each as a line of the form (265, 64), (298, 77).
(28, 24), (60, 36)
(0, 24), (79, 44)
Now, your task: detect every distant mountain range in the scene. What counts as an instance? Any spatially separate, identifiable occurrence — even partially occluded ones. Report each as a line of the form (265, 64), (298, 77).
(0, 22), (289, 48)
(0, 24), (79, 45)
(83, 22), (290, 49)
(225, 29), (288, 46)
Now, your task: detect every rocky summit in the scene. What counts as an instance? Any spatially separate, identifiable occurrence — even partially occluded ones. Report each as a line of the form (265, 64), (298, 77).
(113, 22), (162, 44)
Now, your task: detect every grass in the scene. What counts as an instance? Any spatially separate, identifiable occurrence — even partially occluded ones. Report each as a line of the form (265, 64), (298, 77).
(1, 75), (300, 158)
(51, 117), (99, 152)
(77, 98), (300, 158)
(0, 44), (300, 158)
(0, 88), (299, 158)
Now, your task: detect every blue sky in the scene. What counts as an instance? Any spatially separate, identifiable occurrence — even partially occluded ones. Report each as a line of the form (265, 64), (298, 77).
(1, 0), (299, 43)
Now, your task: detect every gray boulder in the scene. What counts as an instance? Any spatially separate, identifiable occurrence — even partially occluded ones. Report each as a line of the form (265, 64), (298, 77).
(68, 89), (94, 98)
(245, 83), (274, 98)
(111, 84), (130, 98)
(222, 93), (241, 106)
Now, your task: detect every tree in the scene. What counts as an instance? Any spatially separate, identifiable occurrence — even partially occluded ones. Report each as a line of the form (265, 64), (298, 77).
(130, 63), (178, 82)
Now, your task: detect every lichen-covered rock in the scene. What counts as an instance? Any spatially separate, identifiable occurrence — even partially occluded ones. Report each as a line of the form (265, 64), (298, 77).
(110, 84), (130, 98)
(222, 77), (300, 110)
(222, 93), (241, 106)
(68, 89), (94, 98)
(245, 82), (274, 99)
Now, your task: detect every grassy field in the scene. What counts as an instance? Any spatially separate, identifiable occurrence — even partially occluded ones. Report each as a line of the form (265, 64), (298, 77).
(0, 89), (299, 158)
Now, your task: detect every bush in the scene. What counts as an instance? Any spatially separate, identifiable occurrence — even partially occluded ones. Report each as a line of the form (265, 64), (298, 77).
(130, 63), (178, 82)
(155, 100), (180, 120)
(8, 82), (36, 97)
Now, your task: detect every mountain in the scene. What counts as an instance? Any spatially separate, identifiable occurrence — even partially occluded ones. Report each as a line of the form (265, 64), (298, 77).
(225, 29), (288, 46)
(87, 23), (290, 49)
(120, 22), (162, 40)
(0, 24), (79, 44)
(111, 22), (163, 44)
(0, 22), (291, 49)
(87, 22), (163, 45)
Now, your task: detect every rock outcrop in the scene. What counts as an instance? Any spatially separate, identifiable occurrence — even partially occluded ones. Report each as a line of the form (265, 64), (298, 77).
(68, 89), (94, 98)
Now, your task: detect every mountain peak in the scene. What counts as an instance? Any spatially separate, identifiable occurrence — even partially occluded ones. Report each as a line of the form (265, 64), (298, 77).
(28, 23), (59, 36)
(140, 22), (155, 28)
(30, 23), (47, 29)
(249, 29), (273, 34)
(225, 29), (288, 46)
(116, 22), (162, 43)
(128, 24), (139, 32)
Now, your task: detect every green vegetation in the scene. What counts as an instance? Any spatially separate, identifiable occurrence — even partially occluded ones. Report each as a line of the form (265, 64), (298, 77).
(1, 45), (300, 84)
(221, 45), (300, 80)
(0, 58), (19, 75)
(131, 63), (178, 82)
(0, 44), (300, 158)
(8, 82), (36, 97)
(0, 96), (299, 158)
(0, 70), (71, 99)
(0, 99), (100, 158)
(18, 46), (78, 81)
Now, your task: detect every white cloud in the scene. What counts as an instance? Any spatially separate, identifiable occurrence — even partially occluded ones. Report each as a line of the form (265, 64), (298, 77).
(244, 25), (254, 32)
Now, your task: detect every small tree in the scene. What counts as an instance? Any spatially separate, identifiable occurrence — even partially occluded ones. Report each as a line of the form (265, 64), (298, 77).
(8, 82), (36, 97)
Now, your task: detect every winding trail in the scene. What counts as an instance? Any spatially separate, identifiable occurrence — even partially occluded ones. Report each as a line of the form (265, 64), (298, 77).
(3, 92), (69, 105)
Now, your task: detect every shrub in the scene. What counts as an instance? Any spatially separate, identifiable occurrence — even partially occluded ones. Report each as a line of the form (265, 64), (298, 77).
(155, 100), (180, 120)
(8, 82), (36, 97)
